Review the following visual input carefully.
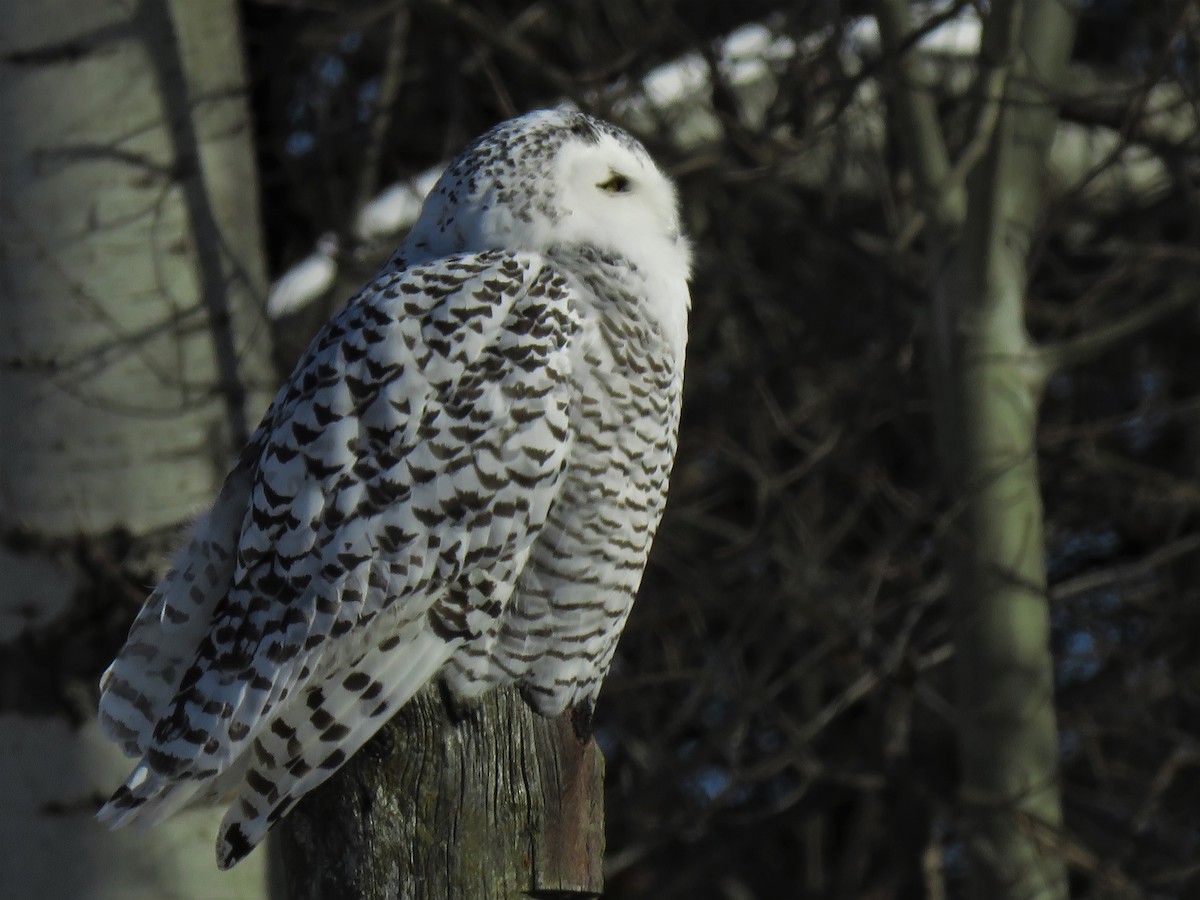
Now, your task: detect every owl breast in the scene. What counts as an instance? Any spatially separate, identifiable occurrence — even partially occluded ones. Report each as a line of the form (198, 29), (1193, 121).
(442, 250), (685, 713)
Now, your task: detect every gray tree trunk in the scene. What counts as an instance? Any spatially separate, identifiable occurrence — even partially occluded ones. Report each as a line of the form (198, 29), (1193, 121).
(0, 0), (272, 896)
(932, 6), (1078, 898)
(276, 686), (604, 900)
(876, 1), (1079, 897)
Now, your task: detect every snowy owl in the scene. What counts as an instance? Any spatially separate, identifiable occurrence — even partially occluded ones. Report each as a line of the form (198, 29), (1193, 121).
(96, 107), (691, 869)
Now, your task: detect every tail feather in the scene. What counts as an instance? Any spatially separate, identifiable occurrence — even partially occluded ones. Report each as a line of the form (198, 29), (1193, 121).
(144, 522), (383, 783)
(215, 623), (456, 869)
(97, 465), (255, 757)
(96, 575), (347, 830)
(137, 560), (371, 797)
(96, 762), (209, 830)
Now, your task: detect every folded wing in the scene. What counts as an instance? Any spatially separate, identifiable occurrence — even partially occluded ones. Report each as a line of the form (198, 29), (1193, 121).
(98, 249), (581, 867)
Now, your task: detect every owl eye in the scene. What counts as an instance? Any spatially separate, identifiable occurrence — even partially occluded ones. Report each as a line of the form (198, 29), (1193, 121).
(597, 172), (632, 194)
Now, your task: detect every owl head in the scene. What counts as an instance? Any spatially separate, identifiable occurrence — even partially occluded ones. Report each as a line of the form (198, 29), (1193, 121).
(405, 107), (691, 285)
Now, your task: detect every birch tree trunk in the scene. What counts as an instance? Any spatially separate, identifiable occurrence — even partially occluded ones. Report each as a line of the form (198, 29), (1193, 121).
(276, 686), (605, 900)
(876, 1), (1079, 897)
(0, 1), (272, 896)
(934, 7), (1078, 897)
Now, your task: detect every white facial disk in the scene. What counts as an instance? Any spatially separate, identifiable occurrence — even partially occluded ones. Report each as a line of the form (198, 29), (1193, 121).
(408, 107), (690, 284)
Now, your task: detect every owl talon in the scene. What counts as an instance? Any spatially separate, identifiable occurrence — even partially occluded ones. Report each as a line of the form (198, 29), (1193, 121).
(569, 701), (595, 743)
(438, 679), (475, 726)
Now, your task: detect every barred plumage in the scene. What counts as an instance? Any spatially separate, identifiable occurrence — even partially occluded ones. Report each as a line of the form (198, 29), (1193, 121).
(97, 106), (691, 869)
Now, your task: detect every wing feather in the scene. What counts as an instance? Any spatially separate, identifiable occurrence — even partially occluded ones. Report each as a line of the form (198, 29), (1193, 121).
(98, 250), (580, 830)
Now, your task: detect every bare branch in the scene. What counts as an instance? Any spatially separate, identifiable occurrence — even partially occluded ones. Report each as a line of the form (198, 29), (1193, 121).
(353, 6), (412, 217)
(873, 0), (955, 226)
(1035, 288), (1196, 377)
(881, 0), (1022, 250)
(1050, 533), (1200, 603)
(421, 0), (579, 97)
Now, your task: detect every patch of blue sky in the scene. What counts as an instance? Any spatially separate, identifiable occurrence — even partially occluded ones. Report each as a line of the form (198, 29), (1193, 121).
(1058, 629), (1102, 685)
(286, 131), (315, 156)
(316, 53), (346, 86)
(358, 78), (382, 123)
(1047, 527), (1120, 580)
(1059, 727), (1081, 759)
(685, 765), (730, 803)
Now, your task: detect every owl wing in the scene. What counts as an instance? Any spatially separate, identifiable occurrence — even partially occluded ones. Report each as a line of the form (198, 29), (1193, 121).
(98, 249), (581, 864)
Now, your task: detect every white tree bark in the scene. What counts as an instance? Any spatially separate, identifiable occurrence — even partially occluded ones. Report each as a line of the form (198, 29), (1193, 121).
(876, 0), (1079, 895)
(1, 0), (271, 535)
(0, 1), (273, 896)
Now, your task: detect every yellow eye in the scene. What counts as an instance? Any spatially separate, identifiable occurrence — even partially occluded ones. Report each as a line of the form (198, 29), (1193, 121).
(597, 172), (632, 194)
